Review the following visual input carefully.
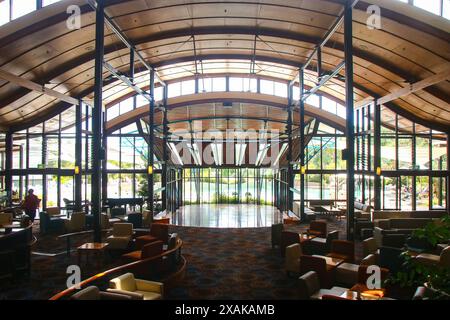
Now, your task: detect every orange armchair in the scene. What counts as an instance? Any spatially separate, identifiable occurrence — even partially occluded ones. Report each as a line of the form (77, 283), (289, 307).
(327, 240), (355, 263)
(307, 220), (327, 238)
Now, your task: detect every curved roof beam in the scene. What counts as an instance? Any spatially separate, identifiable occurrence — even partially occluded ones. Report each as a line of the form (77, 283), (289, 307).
(105, 91), (346, 134)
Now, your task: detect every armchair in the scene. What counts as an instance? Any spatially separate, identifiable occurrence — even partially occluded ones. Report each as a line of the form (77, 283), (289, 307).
(280, 231), (300, 257)
(122, 240), (164, 263)
(308, 230), (339, 255)
(135, 223), (169, 249)
(127, 212), (143, 229)
(142, 210), (153, 228)
(0, 212), (13, 227)
(39, 208), (65, 234)
(285, 243), (302, 276)
(416, 246), (450, 268)
(64, 212), (86, 233)
(307, 220), (327, 238)
(300, 255), (334, 288)
(108, 272), (164, 300)
(298, 271), (347, 300)
(327, 240), (355, 263)
(106, 223), (133, 250)
(362, 237), (379, 258)
(70, 286), (133, 300)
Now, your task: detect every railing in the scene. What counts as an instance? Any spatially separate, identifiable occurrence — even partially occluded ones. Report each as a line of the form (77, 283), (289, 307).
(49, 238), (184, 300)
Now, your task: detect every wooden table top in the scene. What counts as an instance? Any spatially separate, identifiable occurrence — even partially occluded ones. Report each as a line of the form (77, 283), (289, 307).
(77, 243), (109, 251)
(312, 255), (344, 267)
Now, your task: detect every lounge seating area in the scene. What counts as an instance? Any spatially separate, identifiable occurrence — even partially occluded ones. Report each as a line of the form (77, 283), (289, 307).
(0, 0), (449, 308)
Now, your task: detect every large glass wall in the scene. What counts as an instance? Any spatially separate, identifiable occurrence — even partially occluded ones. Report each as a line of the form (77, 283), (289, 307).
(182, 168), (274, 205)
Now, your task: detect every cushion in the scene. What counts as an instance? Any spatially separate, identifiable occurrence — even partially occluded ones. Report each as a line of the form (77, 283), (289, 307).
(311, 287), (347, 300)
(135, 290), (162, 300)
(110, 273), (137, 292)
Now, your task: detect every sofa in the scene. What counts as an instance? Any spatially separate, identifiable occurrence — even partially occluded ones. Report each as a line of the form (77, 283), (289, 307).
(108, 273), (164, 300)
(373, 218), (436, 247)
(70, 286), (133, 300)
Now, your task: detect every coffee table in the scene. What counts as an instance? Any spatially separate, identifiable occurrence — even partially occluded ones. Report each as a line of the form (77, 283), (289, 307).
(77, 242), (109, 266)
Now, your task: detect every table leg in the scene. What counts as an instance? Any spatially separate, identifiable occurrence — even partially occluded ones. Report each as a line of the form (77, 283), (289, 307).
(77, 250), (81, 266)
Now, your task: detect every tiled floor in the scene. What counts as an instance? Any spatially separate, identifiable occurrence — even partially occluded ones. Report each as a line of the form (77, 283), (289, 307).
(170, 204), (283, 228)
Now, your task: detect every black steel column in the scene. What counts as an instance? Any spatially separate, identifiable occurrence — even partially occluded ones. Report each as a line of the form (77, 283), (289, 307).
(101, 111), (108, 205)
(161, 86), (168, 211)
(344, 0), (355, 240)
(75, 99), (83, 212)
(5, 132), (13, 206)
(374, 100), (381, 210)
(299, 69), (306, 221)
(447, 134), (450, 215)
(148, 70), (155, 215)
(91, 0), (105, 242)
(287, 83), (294, 212)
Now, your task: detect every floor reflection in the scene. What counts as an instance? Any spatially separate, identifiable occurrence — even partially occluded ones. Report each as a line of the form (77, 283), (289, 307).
(170, 204), (282, 228)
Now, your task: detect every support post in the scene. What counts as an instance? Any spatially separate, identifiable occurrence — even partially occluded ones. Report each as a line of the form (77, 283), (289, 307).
(75, 99), (83, 212)
(373, 100), (381, 210)
(161, 86), (168, 211)
(91, 0), (105, 242)
(5, 132), (13, 206)
(447, 134), (450, 215)
(299, 69), (306, 221)
(148, 70), (155, 215)
(344, 0), (355, 240)
(287, 83), (294, 212)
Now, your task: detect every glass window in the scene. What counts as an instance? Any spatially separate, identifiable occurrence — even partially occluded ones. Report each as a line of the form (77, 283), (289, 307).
(416, 176), (429, 210)
(0, 0), (10, 26)
(168, 82), (181, 98)
(260, 80), (274, 95)
(120, 97), (134, 115)
(107, 137), (120, 169)
(28, 136), (43, 168)
(212, 77), (226, 92)
(414, 0), (441, 15)
(432, 177), (446, 209)
(43, 0), (61, 6)
(12, 0), (36, 19)
(274, 82), (288, 98)
(381, 137), (396, 170)
(181, 80), (195, 95)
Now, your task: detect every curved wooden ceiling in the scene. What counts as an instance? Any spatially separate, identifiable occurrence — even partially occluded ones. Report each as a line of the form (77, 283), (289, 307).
(0, 0), (449, 132)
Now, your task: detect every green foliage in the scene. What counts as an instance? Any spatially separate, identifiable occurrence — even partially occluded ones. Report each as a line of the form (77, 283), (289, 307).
(412, 215), (450, 247)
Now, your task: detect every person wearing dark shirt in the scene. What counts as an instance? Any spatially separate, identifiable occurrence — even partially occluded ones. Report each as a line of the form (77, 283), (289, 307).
(22, 189), (41, 222)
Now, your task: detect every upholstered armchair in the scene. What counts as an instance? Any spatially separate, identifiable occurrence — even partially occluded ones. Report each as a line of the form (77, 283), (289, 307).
(362, 237), (379, 258)
(70, 286), (133, 300)
(327, 240), (355, 263)
(307, 220), (327, 238)
(280, 231), (300, 257)
(300, 255), (334, 289)
(122, 240), (164, 263)
(0, 212), (13, 227)
(135, 223), (169, 249)
(108, 273), (164, 300)
(64, 212), (86, 233)
(127, 212), (143, 229)
(298, 271), (347, 300)
(309, 230), (339, 255)
(142, 210), (153, 228)
(416, 246), (450, 268)
(39, 207), (65, 234)
(106, 223), (133, 250)
(285, 243), (302, 276)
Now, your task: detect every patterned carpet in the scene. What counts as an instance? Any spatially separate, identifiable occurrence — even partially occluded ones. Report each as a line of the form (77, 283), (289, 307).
(0, 219), (361, 300)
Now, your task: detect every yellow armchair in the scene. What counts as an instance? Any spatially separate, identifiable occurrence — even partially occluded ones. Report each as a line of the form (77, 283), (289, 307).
(64, 212), (86, 233)
(108, 273), (164, 300)
(285, 243), (302, 275)
(106, 223), (133, 250)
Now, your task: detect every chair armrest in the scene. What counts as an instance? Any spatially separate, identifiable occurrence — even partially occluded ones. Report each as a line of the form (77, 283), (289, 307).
(106, 289), (143, 300)
(361, 254), (378, 266)
(135, 279), (164, 295)
(99, 291), (133, 300)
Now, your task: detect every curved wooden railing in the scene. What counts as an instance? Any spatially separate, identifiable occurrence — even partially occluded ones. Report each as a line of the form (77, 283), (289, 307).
(49, 238), (185, 300)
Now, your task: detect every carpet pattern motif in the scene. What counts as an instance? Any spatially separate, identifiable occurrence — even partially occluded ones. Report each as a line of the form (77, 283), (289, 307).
(0, 219), (361, 300)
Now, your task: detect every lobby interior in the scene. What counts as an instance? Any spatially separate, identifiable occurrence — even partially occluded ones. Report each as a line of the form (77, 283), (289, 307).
(0, 0), (449, 301)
